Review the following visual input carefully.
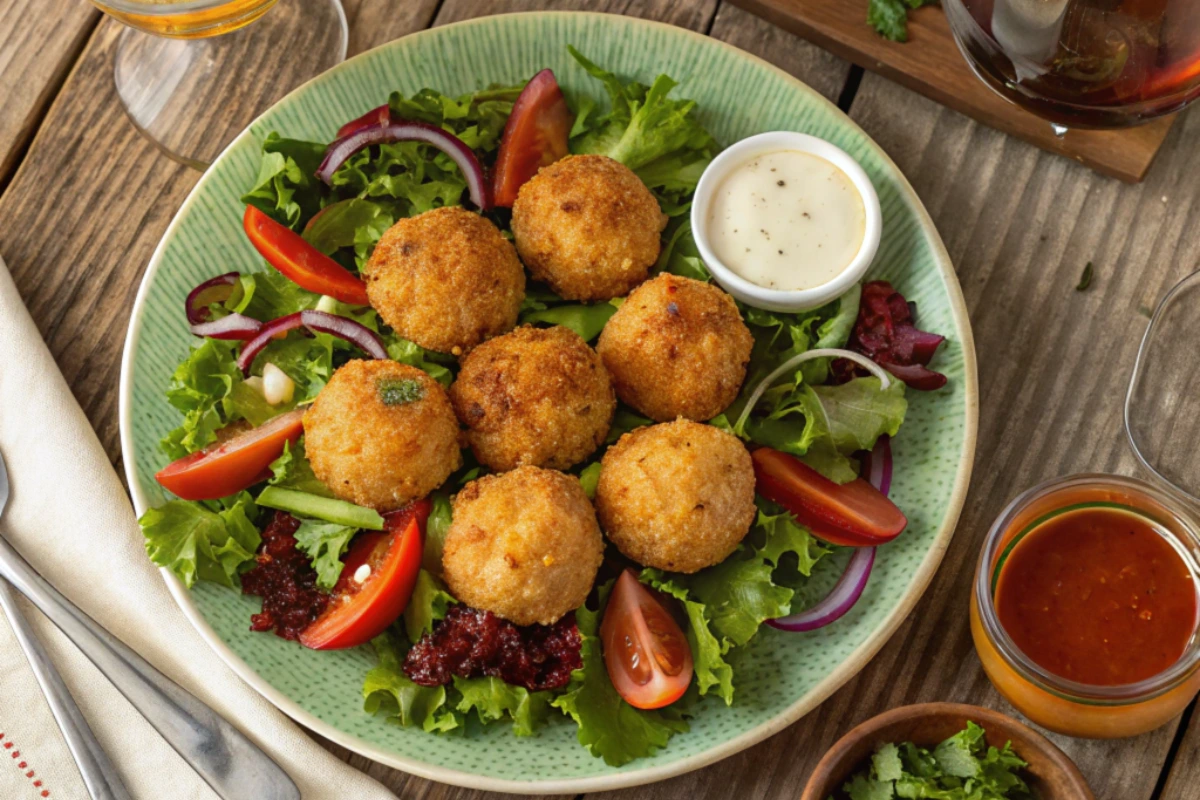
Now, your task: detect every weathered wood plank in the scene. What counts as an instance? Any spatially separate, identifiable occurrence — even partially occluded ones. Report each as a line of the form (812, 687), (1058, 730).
(0, 0), (98, 187)
(1160, 707), (1200, 800)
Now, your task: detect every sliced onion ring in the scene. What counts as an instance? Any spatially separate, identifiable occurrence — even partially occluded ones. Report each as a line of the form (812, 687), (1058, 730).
(299, 309), (388, 360)
(190, 313), (263, 340)
(734, 348), (892, 434)
(316, 121), (491, 210)
(186, 272), (240, 325)
(236, 309), (387, 375)
(766, 547), (876, 632)
(766, 436), (892, 632)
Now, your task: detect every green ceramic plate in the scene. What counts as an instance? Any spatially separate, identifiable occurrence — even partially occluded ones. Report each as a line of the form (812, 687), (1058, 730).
(120, 11), (978, 794)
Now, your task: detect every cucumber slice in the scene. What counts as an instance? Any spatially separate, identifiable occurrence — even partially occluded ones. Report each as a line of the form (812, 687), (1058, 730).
(257, 486), (384, 530)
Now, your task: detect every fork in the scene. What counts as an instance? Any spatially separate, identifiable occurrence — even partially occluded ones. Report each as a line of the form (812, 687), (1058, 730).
(0, 449), (300, 800)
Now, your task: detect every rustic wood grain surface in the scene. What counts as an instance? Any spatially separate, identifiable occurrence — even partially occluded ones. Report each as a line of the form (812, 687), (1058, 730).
(1, 0), (1197, 798)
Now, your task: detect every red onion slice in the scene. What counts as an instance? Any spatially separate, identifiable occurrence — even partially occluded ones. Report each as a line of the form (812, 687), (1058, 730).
(190, 313), (263, 340)
(336, 104), (392, 139)
(315, 121), (492, 210)
(766, 436), (892, 633)
(299, 309), (388, 360)
(236, 310), (387, 375)
(186, 272), (240, 325)
(766, 547), (875, 632)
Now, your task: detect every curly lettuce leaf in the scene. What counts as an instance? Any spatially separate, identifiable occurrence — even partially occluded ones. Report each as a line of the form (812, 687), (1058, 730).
(383, 334), (454, 385)
(655, 219), (710, 281)
(422, 493), (454, 575)
(139, 493), (260, 588)
(363, 632), (461, 733)
(241, 134), (328, 229)
(234, 270), (321, 322)
(453, 677), (554, 737)
(552, 581), (691, 766)
(518, 301), (618, 342)
(403, 568), (456, 642)
(160, 338), (289, 459)
(292, 520), (357, 590)
(639, 501), (830, 702)
(566, 46), (717, 215)
(268, 439), (334, 497)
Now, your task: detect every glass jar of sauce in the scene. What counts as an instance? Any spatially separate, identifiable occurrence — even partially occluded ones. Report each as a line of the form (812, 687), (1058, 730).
(971, 474), (1200, 738)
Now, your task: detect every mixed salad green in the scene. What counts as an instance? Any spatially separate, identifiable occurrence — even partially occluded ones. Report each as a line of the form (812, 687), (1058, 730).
(140, 47), (926, 766)
(838, 722), (1034, 800)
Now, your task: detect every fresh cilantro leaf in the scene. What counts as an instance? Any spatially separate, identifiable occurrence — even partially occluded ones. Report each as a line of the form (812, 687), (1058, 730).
(139, 493), (260, 588)
(869, 0), (913, 41)
(874, 742), (905, 782)
(293, 520), (357, 589)
(847, 773), (896, 800)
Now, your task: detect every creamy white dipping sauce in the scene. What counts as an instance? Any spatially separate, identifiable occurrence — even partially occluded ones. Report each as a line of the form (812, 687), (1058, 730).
(706, 150), (866, 291)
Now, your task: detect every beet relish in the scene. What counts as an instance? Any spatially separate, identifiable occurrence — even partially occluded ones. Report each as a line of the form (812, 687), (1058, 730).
(241, 511), (329, 640)
(832, 280), (947, 391)
(404, 605), (582, 692)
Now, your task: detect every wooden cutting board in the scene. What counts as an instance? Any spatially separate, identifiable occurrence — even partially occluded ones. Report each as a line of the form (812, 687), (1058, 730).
(728, 0), (1175, 182)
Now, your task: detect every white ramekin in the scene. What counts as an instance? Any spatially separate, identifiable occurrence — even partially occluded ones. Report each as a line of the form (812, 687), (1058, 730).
(690, 131), (883, 313)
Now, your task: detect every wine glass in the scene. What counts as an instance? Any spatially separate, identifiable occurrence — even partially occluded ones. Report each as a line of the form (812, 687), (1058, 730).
(943, 0), (1200, 135)
(91, 0), (348, 169)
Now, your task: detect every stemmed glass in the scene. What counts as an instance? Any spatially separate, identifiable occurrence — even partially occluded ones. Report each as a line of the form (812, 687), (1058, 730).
(943, 0), (1200, 136)
(90, 0), (349, 169)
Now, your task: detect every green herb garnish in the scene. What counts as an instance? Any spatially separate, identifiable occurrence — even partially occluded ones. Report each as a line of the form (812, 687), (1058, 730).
(868, 0), (937, 43)
(378, 377), (425, 406)
(837, 721), (1033, 800)
(1076, 261), (1094, 291)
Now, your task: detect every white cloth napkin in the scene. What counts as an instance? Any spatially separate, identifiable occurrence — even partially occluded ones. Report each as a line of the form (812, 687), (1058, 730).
(0, 255), (400, 800)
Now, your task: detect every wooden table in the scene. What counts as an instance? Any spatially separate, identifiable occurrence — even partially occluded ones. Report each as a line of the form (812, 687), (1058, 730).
(3, 1), (1199, 797)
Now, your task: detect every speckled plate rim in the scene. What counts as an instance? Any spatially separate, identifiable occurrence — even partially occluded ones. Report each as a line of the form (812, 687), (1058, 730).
(118, 11), (979, 794)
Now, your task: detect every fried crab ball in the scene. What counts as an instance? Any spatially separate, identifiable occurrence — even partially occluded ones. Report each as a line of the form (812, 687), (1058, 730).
(303, 360), (461, 511)
(596, 273), (753, 422)
(364, 206), (525, 355)
(442, 466), (604, 626)
(596, 419), (756, 574)
(511, 155), (667, 302)
(449, 325), (616, 472)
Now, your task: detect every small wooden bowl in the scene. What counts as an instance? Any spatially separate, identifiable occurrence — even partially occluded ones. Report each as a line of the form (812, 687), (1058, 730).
(802, 703), (1095, 800)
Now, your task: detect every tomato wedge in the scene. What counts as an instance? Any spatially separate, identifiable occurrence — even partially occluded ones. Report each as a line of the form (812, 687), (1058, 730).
(752, 447), (907, 547)
(491, 69), (574, 207)
(243, 205), (370, 306)
(155, 410), (304, 501)
(600, 569), (693, 710)
(300, 498), (431, 650)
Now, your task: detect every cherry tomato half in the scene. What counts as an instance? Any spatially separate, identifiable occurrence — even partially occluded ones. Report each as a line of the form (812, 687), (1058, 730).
(299, 498), (431, 651)
(243, 205), (370, 306)
(600, 569), (693, 710)
(752, 447), (907, 547)
(155, 409), (304, 501)
(336, 103), (392, 139)
(491, 69), (574, 208)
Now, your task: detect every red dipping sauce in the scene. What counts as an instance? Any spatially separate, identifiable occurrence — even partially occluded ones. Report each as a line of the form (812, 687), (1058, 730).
(995, 506), (1199, 686)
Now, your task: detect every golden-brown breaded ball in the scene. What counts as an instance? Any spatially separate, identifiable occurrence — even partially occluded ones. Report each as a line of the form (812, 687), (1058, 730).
(442, 466), (604, 626)
(596, 273), (753, 422)
(449, 325), (615, 472)
(596, 419), (755, 573)
(511, 155), (667, 301)
(303, 360), (461, 511)
(364, 206), (525, 355)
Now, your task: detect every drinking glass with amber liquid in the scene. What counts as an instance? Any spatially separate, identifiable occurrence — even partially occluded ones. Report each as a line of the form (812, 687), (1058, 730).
(944, 0), (1200, 131)
(90, 0), (349, 168)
